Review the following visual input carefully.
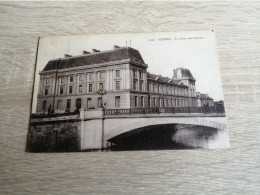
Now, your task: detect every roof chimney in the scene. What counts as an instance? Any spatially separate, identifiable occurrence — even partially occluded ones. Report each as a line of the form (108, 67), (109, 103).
(83, 50), (91, 55)
(92, 49), (100, 53)
(113, 45), (120, 50)
(64, 54), (72, 58)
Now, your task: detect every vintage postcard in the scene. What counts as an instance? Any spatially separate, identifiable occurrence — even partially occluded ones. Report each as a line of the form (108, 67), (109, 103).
(27, 31), (230, 152)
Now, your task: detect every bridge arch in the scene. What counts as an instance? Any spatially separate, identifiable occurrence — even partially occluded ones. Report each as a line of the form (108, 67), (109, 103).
(104, 116), (227, 141)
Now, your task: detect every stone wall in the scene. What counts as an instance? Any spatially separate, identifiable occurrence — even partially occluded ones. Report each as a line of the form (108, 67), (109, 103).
(28, 120), (81, 152)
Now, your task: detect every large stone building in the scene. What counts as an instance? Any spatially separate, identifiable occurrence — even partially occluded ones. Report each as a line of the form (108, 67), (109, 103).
(36, 46), (214, 114)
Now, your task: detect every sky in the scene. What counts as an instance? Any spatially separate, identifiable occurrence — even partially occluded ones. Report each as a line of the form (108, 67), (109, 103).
(32, 31), (224, 113)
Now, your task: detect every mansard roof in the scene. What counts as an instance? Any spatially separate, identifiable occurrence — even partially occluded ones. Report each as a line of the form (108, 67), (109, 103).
(42, 47), (145, 71)
(147, 72), (187, 87)
(147, 73), (160, 81)
(173, 68), (195, 81)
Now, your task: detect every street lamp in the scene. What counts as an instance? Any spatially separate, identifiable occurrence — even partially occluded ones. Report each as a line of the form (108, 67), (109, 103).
(96, 88), (107, 151)
(96, 89), (107, 108)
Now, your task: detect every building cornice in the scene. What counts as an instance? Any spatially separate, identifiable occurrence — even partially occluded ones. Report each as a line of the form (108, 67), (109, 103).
(39, 59), (147, 76)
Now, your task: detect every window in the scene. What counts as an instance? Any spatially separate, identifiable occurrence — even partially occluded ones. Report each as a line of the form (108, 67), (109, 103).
(116, 81), (120, 90)
(66, 99), (71, 109)
(60, 77), (64, 83)
(42, 100), (47, 110)
(157, 98), (160, 107)
(45, 78), (49, 84)
(158, 86), (160, 93)
(135, 96), (138, 107)
(69, 76), (73, 83)
(99, 83), (104, 90)
(147, 83), (150, 91)
(115, 96), (120, 107)
(154, 98), (156, 107)
(100, 71), (105, 79)
(76, 98), (81, 109)
(69, 86), (73, 94)
(98, 97), (102, 108)
(141, 96), (144, 107)
(89, 73), (93, 80)
(59, 86), (63, 95)
(133, 69), (137, 78)
(139, 71), (143, 79)
(89, 84), (93, 92)
(87, 98), (92, 108)
(116, 70), (120, 77)
(133, 80), (137, 90)
(78, 85), (82, 93)
(44, 88), (48, 95)
(162, 99), (165, 107)
(139, 81), (143, 91)
(78, 74), (83, 82)
(148, 97), (151, 107)
(57, 100), (61, 109)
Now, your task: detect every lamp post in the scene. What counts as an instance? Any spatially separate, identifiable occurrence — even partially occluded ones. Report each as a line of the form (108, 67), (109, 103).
(52, 58), (61, 114)
(96, 88), (107, 151)
(96, 89), (107, 108)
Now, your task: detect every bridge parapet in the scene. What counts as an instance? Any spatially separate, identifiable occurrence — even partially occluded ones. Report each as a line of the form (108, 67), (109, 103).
(81, 108), (103, 119)
(104, 106), (225, 116)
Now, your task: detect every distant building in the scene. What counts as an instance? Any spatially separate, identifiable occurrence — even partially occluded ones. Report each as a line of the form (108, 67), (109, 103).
(36, 46), (215, 114)
(196, 92), (214, 107)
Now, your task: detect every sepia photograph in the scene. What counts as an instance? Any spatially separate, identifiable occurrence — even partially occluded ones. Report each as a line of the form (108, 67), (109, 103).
(27, 31), (230, 152)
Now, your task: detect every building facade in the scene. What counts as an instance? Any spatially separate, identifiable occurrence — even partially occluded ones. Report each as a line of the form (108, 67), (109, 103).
(36, 46), (215, 114)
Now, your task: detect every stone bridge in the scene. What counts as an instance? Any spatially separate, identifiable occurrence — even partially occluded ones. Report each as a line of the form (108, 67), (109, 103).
(29, 107), (227, 152)
(81, 109), (227, 151)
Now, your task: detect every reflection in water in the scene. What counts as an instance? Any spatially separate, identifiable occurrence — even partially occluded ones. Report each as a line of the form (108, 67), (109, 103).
(173, 124), (229, 149)
(107, 124), (229, 151)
